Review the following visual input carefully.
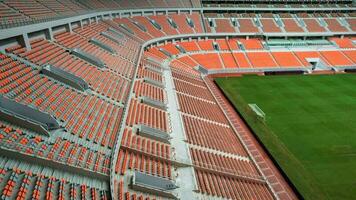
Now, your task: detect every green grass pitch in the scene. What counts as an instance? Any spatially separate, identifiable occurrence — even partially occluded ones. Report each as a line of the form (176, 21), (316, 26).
(215, 74), (356, 200)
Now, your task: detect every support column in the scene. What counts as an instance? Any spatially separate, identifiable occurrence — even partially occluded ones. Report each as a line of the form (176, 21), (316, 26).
(22, 33), (31, 51)
(47, 28), (54, 41)
(68, 23), (73, 33)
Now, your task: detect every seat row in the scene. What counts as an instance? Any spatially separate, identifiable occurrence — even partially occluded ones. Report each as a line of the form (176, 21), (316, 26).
(0, 122), (110, 174)
(0, 53), (123, 159)
(115, 128), (172, 179)
(195, 170), (273, 200)
(7, 39), (131, 104)
(133, 80), (166, 103)
(177, 93), (228, 124)
(54, 31), (135, 78)
(190, 148), (259, 177)
(0, 160), (108, 200)
(167, 62), (274, 199)
(0, 1), (198, 28)
(113, 13), (204, 41)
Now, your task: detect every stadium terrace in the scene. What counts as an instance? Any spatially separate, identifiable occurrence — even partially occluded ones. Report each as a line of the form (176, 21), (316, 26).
(0, 0), (355, 200)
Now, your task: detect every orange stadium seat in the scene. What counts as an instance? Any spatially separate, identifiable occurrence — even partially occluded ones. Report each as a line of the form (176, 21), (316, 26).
(149, 15), (179, 35)
(237, 19), (259, 33)
(246, 52), (278, 68)
(239, 38), (264, 50)
(131, 16), (166, 38)
(282, 19), (304, 32)
(261, 19), (282, 32)
(176, 40), (200, 52)
(324, 18), (348, 32)
(294, 51), (325, 66)
(160, 43), (180, 55)
(304, 19), (327, 32)
(227, 38), (240, 50)
(320, 51), (354, 66)
(232, 53), (251, 68)
(1, 2), (355, 200)
(191, 53), (224, 69)
(220, 53), (238, 68)
(215, 19), (235, 33)
(197, 40), (214, 51)
(271, 52), (304, 67)
(341, 51), (356, 63)
(330, 37), (355, 48)
(216, 39), (230, 50)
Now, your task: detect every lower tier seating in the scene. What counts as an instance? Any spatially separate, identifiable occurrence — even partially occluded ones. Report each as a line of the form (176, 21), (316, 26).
(0, 157), (109, 200)
(195, 170), (273, 200)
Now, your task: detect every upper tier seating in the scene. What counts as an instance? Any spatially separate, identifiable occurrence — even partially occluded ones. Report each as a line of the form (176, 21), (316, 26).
(7, 39), (130, 104)
(282, 19), (305, 32)
(54, 31), (135, 78)
(2, 0), (57, 20)
(324, 18), (348, 32)
(215, 19), (235, 33)
(330, 37), (355, 48)
(148, 15), (179, 35)
(260, 19), (282, 32)
(220, 53), (238, 68)
(304, 19), (327, 32)
(190, 53), (224, 69)
(0, 53), (122, 174)
(131, 16), (166, 38)
(237, 19), (259, 33)
(239, 38), (264, 50)
(0, 2), (31, 25)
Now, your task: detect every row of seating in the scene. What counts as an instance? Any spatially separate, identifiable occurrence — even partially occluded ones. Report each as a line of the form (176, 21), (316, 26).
(133, 80), (166, 103)
(330, 37), (356, 48)
(173, 78), (215, 101)
(182, 114), (247, 155)
(0, 158), (109, 200)
(190, 148), (260, 178)
(120, 129), (171, 160)
(115, 179), (159, 200)
(195, 170), (274, 199)
(0, 122), (110, 174)
(167, 62), (274, 199)
(125, 98), (168, 132)
(113, 13), (204, 41)
(160, 38), (265, 52)
(177, 92), (228, 124)
(7, 38), (131, 104)
(54, 31), (135, 78)
(113, 58), (175, 199)
(0, 0), (199, 28)
(72, 22), (140, 62)
(115, 128), (172, 179)
(0, 55), (122, 148)
(151, 39), (356, 69)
